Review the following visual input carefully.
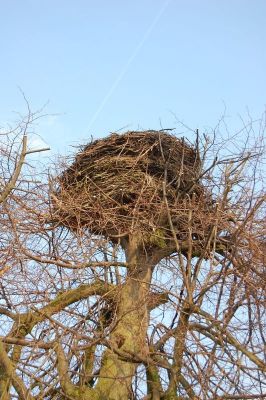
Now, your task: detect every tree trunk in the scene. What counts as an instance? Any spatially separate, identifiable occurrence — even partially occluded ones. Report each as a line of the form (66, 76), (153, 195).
(95, 235), (153, 400)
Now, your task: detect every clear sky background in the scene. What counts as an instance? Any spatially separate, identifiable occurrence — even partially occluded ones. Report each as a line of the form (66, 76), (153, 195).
(0, 0), (265, 154)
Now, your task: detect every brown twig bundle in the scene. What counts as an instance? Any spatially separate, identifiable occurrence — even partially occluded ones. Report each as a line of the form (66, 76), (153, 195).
(52, 130), (213, 242)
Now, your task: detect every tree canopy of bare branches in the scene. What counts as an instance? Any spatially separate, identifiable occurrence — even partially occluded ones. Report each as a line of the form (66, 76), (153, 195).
(0, 111), (265, 400)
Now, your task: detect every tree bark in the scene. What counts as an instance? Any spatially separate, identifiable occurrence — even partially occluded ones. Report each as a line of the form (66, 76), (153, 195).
(95, 235), (154, 400)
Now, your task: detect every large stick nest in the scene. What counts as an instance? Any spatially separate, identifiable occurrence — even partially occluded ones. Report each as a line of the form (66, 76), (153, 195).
(52, 130), (214, 243)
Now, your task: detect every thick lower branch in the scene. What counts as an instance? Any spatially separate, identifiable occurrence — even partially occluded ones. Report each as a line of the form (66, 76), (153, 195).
(0, 341), (34, 400)
(164, 300), (192, 398)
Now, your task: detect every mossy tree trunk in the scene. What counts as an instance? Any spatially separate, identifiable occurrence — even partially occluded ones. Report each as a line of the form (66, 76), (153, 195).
(95, 235), (157, 400)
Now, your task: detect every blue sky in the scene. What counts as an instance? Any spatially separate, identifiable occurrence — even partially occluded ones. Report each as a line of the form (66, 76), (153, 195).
(0, 0), (265, 154)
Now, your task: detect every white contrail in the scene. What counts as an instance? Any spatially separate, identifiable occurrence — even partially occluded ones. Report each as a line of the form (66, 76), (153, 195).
(86, 0), (172, 132)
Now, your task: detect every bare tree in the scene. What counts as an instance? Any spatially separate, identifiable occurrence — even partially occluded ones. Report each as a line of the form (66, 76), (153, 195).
(0, 113), (265, 400)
